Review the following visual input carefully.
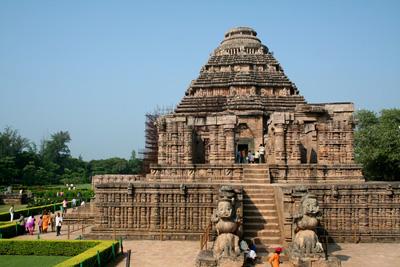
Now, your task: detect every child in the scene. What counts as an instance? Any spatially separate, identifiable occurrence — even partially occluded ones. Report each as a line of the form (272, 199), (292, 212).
(38, 216), (43, 233)
(268, 247), (282, 267)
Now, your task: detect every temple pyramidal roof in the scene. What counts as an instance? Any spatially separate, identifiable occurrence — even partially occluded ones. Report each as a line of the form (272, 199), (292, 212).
(175, 26), (307, 115)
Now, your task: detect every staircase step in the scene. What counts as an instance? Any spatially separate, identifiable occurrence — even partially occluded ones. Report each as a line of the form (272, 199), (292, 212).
(244, 179), (270, 183)
(243, 199), (275, 204)
(244, 216), (279, 224)
(243, 185), (274, 190)
(244, 195), (275, 199)
(243, 171), (268, 175)
(243, 195), (275, 200)
(243, 203), (276, 208)
(244, 222), (279, 230)
(252, 238), (282, 247)
(244, 175), (268, 178)
(244, 229), (281, 237)
(244, 210), (278, 216)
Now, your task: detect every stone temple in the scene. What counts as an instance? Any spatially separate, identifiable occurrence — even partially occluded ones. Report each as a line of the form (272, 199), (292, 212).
(88, 27), (400, 253)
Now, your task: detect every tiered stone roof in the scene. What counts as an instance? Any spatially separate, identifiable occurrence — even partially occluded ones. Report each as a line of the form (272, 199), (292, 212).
(175, 27), (305, 114)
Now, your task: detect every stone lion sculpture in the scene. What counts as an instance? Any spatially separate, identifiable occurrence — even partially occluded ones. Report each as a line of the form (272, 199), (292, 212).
(211, 186), (243, 265)
(212, 200), (241, 258)
(291, 193), (323, 257)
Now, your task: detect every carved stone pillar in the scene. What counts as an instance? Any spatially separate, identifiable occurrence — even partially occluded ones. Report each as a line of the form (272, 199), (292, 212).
(166, 121), (173, 165)
(275, 123), (286, 164)
(157, 118), (167, 164)
(224, 125), (235, 163)
(183, 125), (193, 164)
(171, 122), (178, 164)
(209, 125), (218, 164)
(218, 126), (225, 163)
(150, 193), (160, 230)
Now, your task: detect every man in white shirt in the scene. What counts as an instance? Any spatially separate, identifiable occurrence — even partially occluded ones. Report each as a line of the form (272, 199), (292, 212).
(56, 213), (63, 236)
(71, 198), (77, 210)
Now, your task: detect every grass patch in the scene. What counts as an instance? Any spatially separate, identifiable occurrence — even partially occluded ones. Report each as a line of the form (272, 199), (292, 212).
(0, 240), (99, 256)
(0, 255), (70, 267)
(0, 239), (120, 267)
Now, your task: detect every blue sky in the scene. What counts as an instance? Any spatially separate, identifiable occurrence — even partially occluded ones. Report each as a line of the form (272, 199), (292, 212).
(0, 1), (399, 160)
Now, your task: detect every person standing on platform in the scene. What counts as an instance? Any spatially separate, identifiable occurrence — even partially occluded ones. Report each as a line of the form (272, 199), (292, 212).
(9, 205), (14, 222)
(254, 151), (260, 163)
(62, 199), (68, 215)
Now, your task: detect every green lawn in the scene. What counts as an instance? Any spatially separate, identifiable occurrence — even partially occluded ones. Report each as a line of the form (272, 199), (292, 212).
(36, 183), (92, 190)
(0, 255), (70, 266)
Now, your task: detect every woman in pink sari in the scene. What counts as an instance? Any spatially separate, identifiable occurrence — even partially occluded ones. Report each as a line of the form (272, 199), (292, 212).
(26, 216), (35, 235)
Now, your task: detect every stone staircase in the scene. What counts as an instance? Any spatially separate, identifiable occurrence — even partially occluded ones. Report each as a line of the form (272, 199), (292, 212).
(241, 165), (282, 254)
(242, 164), (270, 184)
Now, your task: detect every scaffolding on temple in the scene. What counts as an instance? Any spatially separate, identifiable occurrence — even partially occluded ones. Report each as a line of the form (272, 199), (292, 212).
(141, 106), (173, 174)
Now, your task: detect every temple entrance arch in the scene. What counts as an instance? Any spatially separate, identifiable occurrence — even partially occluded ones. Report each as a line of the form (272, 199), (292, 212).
(193, 130), (210, 164)
(236, 138), (254, 163)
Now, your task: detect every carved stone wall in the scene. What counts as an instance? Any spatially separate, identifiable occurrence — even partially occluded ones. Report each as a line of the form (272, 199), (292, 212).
(157, 115), (237, 165)
(269, 164), (363, 183)
(279, 182), (400, 243)
(88, 182), (243, 240)
(148, 164), (243, 183)
(266, 103), (356, 167)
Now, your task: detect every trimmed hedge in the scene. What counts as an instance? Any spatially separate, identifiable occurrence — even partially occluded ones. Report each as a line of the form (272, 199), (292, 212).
(0, 222), (24, 238)
(0, 201), (70, 221)
(0, 239), (120, 267)
(55, 240), (120, 267)
(0, 240), (99, 256)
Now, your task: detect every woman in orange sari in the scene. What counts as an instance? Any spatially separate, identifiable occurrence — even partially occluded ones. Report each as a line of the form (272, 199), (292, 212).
(42, 211), (50, 233)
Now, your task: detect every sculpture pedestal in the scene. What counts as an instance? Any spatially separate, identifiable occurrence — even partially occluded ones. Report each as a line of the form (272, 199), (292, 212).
(219, 255), (244, 267)
(289, 255), (341, 267)
(195, 250), (244, 267)
(196, 250), (217, 267)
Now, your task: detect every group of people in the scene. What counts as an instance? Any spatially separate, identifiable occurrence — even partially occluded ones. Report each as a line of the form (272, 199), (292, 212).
(237, 144), (266, 164)
(9, 201), (66, 236)
(241, 239), (283, 266)
(16, 211), (63, 236)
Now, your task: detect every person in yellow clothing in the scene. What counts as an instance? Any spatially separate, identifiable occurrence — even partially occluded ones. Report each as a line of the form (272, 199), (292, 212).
(268, 247), (282, 267)
(42, 212), (50, 233)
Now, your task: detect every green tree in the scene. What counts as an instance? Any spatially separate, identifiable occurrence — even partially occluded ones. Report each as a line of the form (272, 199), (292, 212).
(88, 157), (130, 175)
(0, 127), (30, 158)
(129, 149), (142, 174)
(355, 109), (400, 181)
(41, 131), (71, 164)
(87, 151), (142, 177)
(0, 156), (18, 185)
(0, 127), (32, 185)
(40, 131), (72, 183)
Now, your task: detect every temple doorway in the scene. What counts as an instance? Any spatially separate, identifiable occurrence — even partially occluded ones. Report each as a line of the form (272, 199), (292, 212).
(193, 134), (208, 164)
(237, 144), (248, 163)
